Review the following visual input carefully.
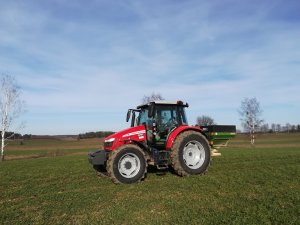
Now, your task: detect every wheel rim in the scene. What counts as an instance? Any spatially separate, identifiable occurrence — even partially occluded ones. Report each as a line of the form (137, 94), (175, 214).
(183, 141), (205, 169)
(118, 153), (141, 178)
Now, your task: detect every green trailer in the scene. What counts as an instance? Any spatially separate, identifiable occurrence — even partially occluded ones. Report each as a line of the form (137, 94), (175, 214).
(202, 125), (236, 149)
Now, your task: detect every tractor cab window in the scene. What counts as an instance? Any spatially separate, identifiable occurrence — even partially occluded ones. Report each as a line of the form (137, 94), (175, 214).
(178, 107), (188, 125)
(137, 108), (154, 143)
(137, 108), (154, 131)
(155, 106), (178, 141)
(137, 108), (149, 126)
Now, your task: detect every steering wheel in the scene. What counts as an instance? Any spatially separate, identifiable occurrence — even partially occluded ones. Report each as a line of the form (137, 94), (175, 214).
(161, 118), (178, 133)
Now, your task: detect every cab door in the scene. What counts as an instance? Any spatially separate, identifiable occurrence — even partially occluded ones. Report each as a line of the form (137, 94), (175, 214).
(136, 108), (155, 145)
(154, 105), (179, 148)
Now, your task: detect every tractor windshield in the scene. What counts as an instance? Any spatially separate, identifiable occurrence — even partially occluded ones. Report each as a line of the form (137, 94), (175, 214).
(137, 108), (150, 126)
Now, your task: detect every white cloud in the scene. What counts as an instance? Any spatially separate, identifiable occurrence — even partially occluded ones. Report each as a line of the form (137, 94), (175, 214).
(0, 0), (299, 134)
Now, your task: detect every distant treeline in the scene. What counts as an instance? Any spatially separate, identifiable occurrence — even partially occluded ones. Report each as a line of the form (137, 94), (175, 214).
(0, 132), (26, 139)
(78, 131), (114, 139)
(1, 131), (114, 140)
(0, 132), (69, 140)
(257, 123), (300, 133)
(237, 123), (300, 133)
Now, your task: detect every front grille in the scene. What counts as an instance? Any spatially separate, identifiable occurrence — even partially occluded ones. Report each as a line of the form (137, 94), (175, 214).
(104, 141), (113, 148)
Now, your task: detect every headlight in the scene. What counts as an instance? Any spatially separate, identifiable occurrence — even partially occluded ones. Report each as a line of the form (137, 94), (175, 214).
(104, 138), (115, 148)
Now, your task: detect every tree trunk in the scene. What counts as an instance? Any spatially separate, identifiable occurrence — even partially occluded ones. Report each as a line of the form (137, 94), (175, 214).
(251, 135), (255, 145)
(1, 130), (5, 162)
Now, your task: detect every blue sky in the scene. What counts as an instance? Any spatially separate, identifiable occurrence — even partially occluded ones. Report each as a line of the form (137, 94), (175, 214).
(1, 0), (300, 134)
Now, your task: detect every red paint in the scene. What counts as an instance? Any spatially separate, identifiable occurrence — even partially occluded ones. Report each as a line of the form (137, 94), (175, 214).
(165, 125), (203, 150)
(104, 125), (146, 150)
(104, 124), (204, 151)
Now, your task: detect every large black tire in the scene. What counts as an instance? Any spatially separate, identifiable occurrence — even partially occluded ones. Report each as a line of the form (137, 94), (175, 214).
(171, 131), (211, 176)
(107, 144), (147, 184)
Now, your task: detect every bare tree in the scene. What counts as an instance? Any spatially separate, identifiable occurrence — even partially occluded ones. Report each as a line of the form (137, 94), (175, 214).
(141, 92), (164, 104)
(286, 123), (291, 133)
(196, 115), (215, 126)
(260, 123), (269, 133)
(276, 124), (281, 133)
(291, 125), (296, 133)
(271, 123), (276, 133)
(0, 74), (25, 161)
(238, 97), (263, 145)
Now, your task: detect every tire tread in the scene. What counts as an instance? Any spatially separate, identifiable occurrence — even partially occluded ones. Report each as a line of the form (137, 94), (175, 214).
(107, 144), (147, 184)
(170, 131), (211, 176)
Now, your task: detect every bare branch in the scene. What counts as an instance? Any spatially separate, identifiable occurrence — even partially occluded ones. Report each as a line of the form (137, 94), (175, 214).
(141, 92), (165, 104)
(1, 74), (25, 161)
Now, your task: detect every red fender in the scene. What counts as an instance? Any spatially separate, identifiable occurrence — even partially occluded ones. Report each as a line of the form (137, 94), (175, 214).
(165, 125), (204, 150)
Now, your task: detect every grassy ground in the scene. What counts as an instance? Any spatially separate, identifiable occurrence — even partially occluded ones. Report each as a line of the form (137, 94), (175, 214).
(3, 138), (102, 160)
(0, 134), (299, 224)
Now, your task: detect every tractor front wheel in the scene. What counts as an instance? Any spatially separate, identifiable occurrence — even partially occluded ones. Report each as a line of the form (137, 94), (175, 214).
(107, 144), (147, 184)
(171, 131), (211, 176)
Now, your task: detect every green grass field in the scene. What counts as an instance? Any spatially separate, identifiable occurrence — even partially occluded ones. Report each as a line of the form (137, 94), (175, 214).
(3, 138), (101, 159)
(0, 134), (299, 224)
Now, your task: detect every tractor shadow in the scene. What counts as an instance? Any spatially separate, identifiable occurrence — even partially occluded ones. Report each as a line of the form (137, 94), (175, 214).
(147, 165), (176, 176)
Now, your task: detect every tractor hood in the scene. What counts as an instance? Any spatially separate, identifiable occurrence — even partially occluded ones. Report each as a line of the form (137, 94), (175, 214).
(103, 125), (146, 150)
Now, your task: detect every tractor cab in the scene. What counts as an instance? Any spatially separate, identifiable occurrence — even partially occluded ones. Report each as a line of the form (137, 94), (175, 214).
(127, 101), (189, 149)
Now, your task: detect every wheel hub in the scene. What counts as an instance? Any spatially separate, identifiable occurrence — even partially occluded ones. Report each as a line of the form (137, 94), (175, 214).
(183, 141), (205, 169)
(125, 161), (132, 170)
(118, 153), (141, 178)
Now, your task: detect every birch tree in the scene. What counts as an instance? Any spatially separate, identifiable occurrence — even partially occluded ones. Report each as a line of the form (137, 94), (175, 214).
(0, 74), (25, 161)
(238, 97), (263, 145)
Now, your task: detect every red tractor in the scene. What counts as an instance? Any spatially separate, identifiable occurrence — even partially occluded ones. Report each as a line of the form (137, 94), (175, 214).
(88, 100), (235, 184)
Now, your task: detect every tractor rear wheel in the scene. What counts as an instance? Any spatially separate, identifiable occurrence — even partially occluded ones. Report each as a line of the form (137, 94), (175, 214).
(171, 131), (211, 176)
(107, 144), (147, 184)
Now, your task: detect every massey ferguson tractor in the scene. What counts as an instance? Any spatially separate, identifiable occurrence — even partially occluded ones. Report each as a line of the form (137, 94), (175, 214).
(88, 100), (236, 184)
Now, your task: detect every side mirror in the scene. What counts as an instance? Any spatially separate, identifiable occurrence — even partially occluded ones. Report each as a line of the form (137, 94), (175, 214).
(126, 109), (131, 122)
(131, 111), (136, 127)
(148, 102), (155, 118)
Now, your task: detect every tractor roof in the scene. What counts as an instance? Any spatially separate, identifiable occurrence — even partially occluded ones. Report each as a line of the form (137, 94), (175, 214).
(137, 100), (189, 109)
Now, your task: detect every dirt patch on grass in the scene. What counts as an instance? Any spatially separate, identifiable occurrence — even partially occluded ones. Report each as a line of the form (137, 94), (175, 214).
(4, 154), (45, 161)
